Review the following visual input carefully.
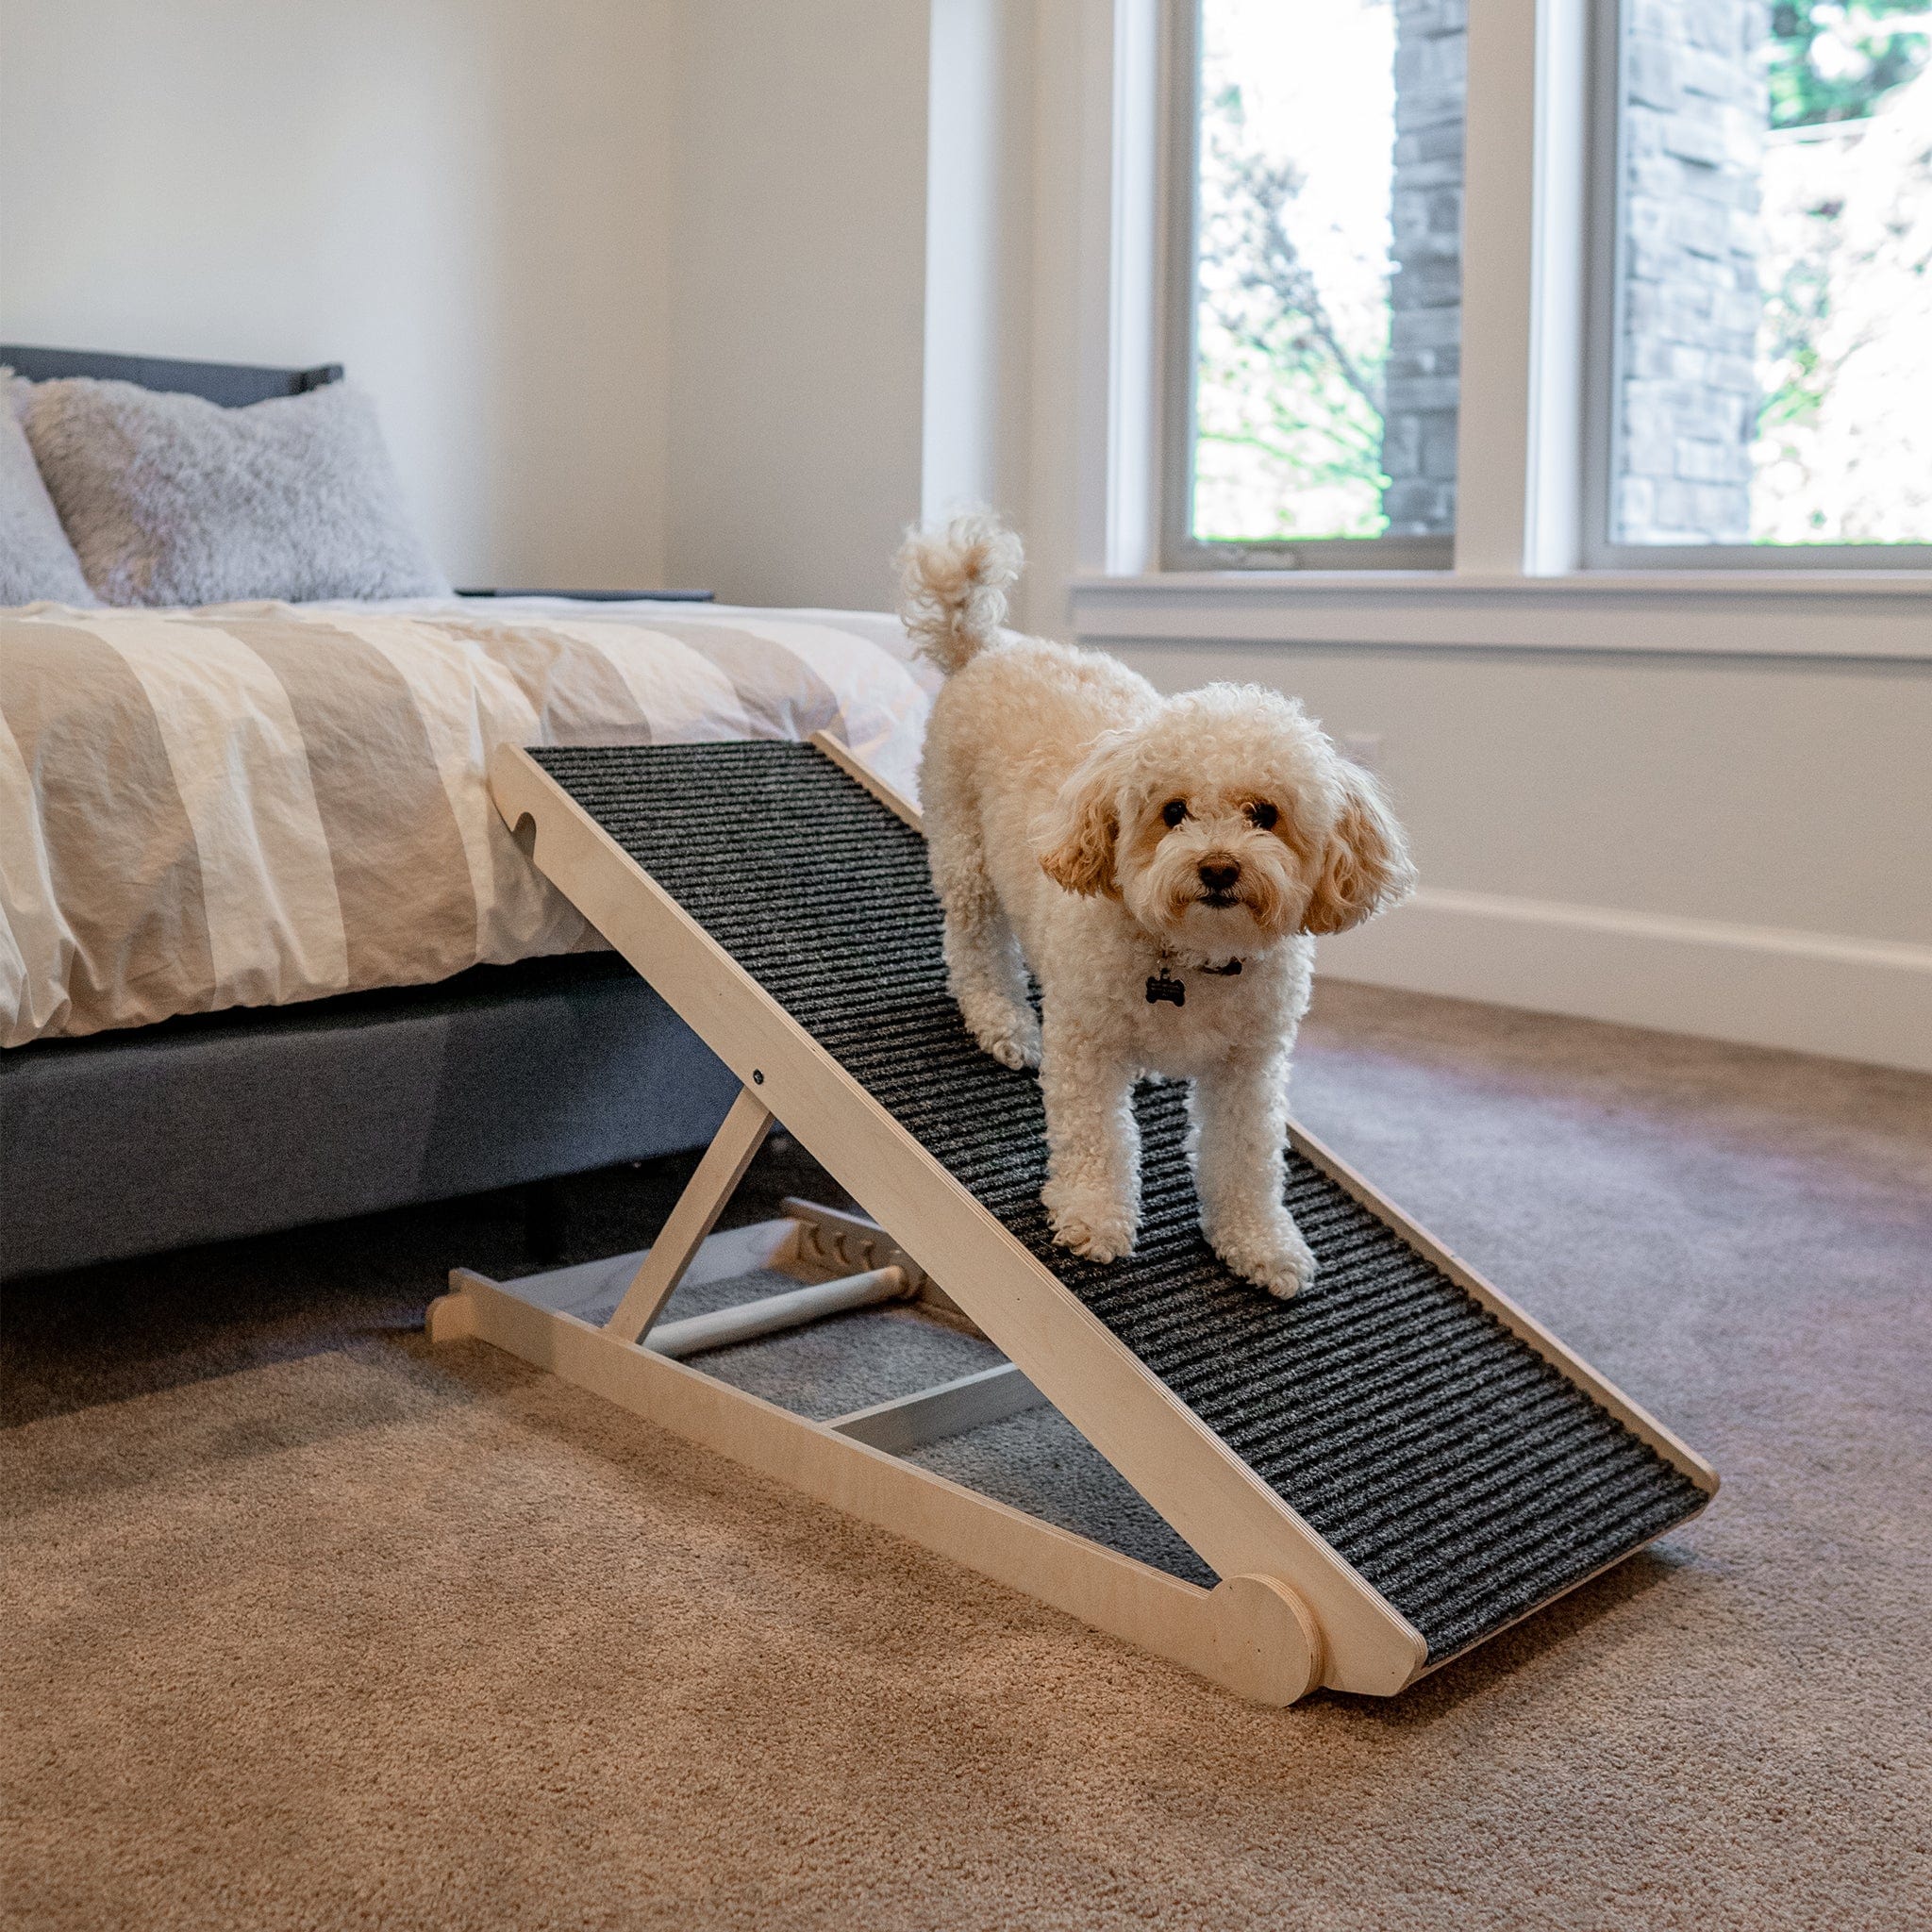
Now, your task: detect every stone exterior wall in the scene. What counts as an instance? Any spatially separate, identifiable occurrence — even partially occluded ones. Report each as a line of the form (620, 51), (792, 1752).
(1614, 0), (1767, 544)
(1381, 0), (1467, 538)
(1375, 0), (1765, 545)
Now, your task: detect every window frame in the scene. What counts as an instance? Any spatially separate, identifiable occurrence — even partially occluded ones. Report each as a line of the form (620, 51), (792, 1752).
(1152, 0), (1932, 581)
(1158, 0), (1456, 574)
(1579, 0), (1932, 573)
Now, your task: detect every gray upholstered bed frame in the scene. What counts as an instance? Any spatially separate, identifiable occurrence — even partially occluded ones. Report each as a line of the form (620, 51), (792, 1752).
(0, 343), (344, 406)
(0, 349), (736, 1281)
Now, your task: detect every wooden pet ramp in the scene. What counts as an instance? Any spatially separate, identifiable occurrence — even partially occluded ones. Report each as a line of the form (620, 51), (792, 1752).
(431, 737), (1716, 1704)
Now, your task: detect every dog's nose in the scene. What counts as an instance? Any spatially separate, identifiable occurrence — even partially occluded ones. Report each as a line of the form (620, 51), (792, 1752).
(1198, 858), (1241, 893)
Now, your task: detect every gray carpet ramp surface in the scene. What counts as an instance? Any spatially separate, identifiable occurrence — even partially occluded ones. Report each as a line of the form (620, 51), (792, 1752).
(531, 740), (1708, 1660)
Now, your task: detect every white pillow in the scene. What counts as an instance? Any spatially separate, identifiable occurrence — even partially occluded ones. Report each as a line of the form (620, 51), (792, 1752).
(0, 370), (97, 607)
(21, 375), (449, 606)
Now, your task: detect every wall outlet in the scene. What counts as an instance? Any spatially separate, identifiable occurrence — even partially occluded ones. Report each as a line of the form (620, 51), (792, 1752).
(1337, 730), (1383, 773)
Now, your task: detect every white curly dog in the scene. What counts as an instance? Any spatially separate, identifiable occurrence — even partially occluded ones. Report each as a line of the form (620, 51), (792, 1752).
(900, 514), (1416, 1296)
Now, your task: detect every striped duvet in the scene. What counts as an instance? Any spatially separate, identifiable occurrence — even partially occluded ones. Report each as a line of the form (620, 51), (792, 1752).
(0, 597), (933, 1046)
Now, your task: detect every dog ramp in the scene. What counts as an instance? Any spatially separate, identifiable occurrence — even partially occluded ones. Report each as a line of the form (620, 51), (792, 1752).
(432, 738), (1715, 1703)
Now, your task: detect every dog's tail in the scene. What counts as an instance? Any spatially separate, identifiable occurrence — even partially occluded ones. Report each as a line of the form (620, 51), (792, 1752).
(894, 510), (1024, 676)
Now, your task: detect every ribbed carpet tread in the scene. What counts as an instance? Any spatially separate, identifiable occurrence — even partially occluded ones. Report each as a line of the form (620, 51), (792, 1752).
(533, 741), (1706, 1661)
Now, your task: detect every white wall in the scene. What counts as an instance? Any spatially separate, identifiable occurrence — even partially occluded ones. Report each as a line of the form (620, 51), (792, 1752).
(0, 0), (939, 607)
(1103, 639), (1932, 1069)
(0, 0), (674, 590)
(1012, 0), (1108, 637)
(1113, 646), (1928, 943)
(920, 0), (1036, 530)
(662, 0), (929, 609)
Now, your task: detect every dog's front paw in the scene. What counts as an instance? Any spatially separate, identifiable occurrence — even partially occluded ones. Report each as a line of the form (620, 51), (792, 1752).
(1042, 1185), (1137, 1264)
(1051, 1213), (1137, 1263)
(1210, 1219), (1317, 1298)
(965, 1002), (1041, 1071)
(982, 1026), (1041, 1071)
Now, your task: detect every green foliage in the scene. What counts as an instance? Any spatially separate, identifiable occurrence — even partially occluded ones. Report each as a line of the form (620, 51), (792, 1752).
(1751, 59), (1932, 542)
(1191, 84), (1391, 542)
(1768, 1), (1931, 128)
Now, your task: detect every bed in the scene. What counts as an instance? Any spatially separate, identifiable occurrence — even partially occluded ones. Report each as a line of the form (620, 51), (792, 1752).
(1, 350), (932, 1279)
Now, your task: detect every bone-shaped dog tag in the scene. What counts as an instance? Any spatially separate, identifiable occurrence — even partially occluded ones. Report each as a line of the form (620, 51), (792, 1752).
(1146, 971), (1185, 1007)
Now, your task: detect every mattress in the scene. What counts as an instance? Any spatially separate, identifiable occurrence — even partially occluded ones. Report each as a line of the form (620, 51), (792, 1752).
(0, 595), (932, 1045)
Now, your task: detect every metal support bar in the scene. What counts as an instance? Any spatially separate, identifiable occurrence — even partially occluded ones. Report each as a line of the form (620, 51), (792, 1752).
(606, 1087), (773, 1342)
(645, 1266), (910, 1359)
(829, 1361), (1047, 1455)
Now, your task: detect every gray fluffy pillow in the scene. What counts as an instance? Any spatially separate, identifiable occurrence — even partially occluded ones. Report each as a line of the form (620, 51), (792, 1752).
(1, 370), (98, 607)
(21, 375), (449, 606)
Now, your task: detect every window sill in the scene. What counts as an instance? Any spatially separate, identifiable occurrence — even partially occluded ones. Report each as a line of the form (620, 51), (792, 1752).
(1068, 571), (1932, 661)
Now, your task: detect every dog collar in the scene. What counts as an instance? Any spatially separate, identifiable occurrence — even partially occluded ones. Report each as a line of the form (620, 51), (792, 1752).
(1145, 945), (1243, 1008)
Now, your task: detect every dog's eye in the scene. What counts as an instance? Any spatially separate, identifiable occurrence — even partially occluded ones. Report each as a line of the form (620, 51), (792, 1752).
(1246, 800), (1279, 831)
(1160, 798), (1189, 828)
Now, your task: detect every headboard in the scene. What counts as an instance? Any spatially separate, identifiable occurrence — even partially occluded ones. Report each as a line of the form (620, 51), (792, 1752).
(0, 345), (342, 408)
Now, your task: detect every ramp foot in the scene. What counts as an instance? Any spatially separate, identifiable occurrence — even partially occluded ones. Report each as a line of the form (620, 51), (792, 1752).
(1206, 1575), (1324, 1706)
(425, 1281), (480, 1342)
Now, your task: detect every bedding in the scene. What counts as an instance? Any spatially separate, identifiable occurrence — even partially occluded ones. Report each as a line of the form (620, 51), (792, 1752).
(19, 377), (448, 605)
(0, 373), (96, 607)
(0, 595), (933, 1046)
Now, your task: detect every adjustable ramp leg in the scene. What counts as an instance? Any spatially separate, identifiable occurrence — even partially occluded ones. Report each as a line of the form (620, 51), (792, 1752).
(425, 1087), (772, 1350)
(606, 1087), (773, 1342)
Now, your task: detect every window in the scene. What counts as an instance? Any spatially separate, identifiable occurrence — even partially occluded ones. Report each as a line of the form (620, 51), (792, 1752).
(1158, 0), (1932, 577)
(1165, 0), (1466, 569)
(1591, 0), (1932, 563)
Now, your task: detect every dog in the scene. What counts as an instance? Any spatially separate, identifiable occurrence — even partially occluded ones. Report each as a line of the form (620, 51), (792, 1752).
(899, 513), (1416, 1295)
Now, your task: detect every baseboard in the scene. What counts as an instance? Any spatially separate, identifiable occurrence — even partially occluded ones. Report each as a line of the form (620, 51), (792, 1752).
(1316, 888), (1932, 1074)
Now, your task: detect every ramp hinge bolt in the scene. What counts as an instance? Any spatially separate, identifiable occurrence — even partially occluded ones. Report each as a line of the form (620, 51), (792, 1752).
(752, 1070), (764, 1085)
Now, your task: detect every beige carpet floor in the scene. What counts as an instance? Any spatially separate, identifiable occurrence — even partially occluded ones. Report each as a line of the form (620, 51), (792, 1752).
(5, 984), (1928, 1930)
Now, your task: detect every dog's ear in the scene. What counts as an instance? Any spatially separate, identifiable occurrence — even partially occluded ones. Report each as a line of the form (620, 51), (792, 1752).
(1301, 761), (1417, 935)
(1038, 750), (1122, 898)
